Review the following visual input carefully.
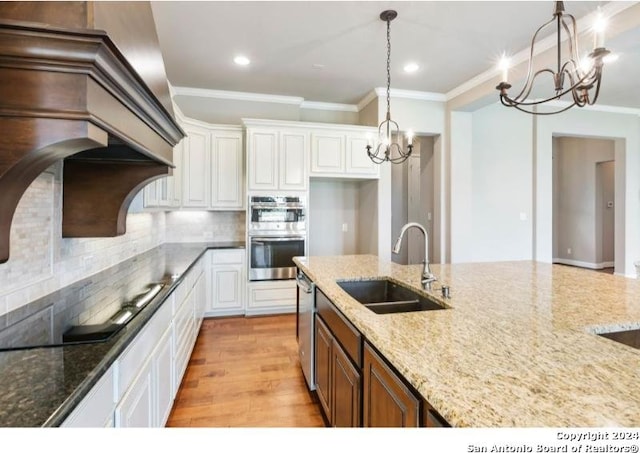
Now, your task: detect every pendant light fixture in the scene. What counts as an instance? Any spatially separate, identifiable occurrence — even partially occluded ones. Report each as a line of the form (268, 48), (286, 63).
(366, 10), (413, 164)
(496, 1), (611, 115)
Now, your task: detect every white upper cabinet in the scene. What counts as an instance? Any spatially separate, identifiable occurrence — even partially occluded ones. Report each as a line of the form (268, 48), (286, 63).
(247, 127), (309, 192)
(182, 124), (211, 208)
(211, 132), (244, 208)
(144, 120), (244, 210)
(311, 132), (344, 174)
(248, 130), (279, 190)
(310, 129), (379, 178)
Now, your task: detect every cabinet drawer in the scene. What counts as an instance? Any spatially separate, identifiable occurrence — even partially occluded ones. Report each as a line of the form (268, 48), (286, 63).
(210, 248), (244, 265)
(316, 288), (362, 367)
(117, 297), (172, 400)
(247, 280), (296, 313)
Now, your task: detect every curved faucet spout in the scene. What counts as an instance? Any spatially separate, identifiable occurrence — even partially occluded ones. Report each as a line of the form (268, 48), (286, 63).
(392, 222), (437, 287)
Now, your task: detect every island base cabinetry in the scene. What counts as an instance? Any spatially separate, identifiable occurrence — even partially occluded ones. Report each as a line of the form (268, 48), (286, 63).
(314, 315), (361, 427)
(363, 342), (419, 427)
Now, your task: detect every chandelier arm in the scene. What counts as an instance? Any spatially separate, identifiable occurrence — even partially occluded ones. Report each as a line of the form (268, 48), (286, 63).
(508, 15), (558, 102)
(511, 101), (577, 115)
(507, 68), (557, 104)
(503, 64), (600, 108)
(560, 14), (581, 70)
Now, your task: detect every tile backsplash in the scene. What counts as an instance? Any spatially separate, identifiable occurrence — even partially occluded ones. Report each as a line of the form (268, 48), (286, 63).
(0, 163), (247, 320)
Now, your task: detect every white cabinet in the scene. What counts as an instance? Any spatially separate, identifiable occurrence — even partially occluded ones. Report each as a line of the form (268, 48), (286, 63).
(246, 279), (297, 316)
(206, 249), (245, 317)
(63, 253), (207, 428)
(247, 128), (308, 192)
(154, 328), (174, 427)
(144, 121), (244, 210)
(115, 358), (154, 427)
(310, 129), (379, 178)
(143, 140), (184, 209)
(182, 124), (211, 208)
(211, 133), (244, 208)
(61, 365), (116, 427)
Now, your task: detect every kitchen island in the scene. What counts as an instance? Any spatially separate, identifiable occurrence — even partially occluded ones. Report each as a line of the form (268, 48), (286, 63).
(294, 255), (640, 427)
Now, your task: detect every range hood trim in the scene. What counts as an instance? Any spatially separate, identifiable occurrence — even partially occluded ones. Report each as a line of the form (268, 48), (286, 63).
(0, 18), (186, 263)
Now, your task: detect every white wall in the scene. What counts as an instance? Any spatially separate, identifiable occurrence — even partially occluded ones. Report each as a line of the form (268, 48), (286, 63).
(309, 180), (360, 256)
(452, 103), (534, 262)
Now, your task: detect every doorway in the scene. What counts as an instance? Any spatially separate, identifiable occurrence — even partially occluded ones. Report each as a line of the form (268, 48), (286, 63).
(552, 137), (615, 271)
(391, 135), (435, 265)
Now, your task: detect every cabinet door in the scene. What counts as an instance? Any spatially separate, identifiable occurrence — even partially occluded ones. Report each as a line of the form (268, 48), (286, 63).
(182, 126), (210, 208)
(346, 134), (379, 177)
(210, 265), (244, 312)
(211, 132), (244, 208)
(310, 132), (345, 175)
(363, 342), (419, 427)
(332, 340), (361, 427)
(279, 131), (308, 191)
(143, 179), (160, 208)
(314, 315), (332, 422)
(61, 365), (115, 427)
(169, 139), (183, 207)
(115, 359), (154, 427)
(248, 130), (278, 190)
(155, 328), (174, 427)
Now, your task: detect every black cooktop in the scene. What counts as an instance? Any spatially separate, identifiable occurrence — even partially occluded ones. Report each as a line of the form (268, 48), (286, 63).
(0, 281), (166, 352)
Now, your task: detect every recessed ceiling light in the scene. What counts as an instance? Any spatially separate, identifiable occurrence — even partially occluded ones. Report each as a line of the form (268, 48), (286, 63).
(403, 62), (419, 73)
(234, 55), (250, 66)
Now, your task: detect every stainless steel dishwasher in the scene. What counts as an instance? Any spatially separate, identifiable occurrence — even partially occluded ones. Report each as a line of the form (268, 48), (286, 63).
(296, 268), (316, 391)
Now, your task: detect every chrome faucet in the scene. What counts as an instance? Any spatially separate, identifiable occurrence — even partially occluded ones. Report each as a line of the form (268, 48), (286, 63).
(392, 222), (437, 288)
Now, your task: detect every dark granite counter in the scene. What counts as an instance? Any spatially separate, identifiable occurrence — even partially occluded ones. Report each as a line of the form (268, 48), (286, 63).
(0, 241), (244, 427)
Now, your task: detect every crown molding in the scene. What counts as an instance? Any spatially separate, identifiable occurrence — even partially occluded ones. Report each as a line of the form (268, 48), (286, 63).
(375, 87), (446, 102)
(241, 117), (376, 132)
(534, 99), (640, 116)
(300, 101), (358, 112)
(357, 90), (379, 112)
(173, 86), (305, 105)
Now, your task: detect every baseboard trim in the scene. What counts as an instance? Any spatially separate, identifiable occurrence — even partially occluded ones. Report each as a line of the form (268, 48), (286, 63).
(552, 258), (614, 270)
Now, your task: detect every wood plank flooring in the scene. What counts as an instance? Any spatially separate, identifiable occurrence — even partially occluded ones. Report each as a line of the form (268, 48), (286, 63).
(166, 314), (326, 427)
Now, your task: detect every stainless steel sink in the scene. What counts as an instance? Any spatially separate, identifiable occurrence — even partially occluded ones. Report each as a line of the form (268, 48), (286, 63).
(336, 278), (447, 314)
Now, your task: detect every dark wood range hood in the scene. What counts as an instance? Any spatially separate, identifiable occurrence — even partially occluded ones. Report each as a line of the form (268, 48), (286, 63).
(0, 2), (185, 263)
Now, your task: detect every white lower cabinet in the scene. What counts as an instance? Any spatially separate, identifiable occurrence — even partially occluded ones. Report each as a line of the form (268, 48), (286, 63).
(115, 359), (154, 427)
(62, 254), (206, 428)
(61, 364), (116, 427)
(155, 328), (174, 427)
(246, 280), (297, 316)
(206, 249), (245, 317)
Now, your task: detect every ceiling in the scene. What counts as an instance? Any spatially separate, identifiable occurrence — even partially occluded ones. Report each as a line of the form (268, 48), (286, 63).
(150, 1), (640, 111)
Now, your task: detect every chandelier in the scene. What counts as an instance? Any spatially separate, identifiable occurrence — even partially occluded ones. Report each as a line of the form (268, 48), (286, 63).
(496, 1), (611, 115)
(366, 10), (413, 164)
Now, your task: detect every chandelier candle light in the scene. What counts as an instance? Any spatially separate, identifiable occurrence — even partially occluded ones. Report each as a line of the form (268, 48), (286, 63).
(367, 10), (413, 164)
(496, 1), (611, 115)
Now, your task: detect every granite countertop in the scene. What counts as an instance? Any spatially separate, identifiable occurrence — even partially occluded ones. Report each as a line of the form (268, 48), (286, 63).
(293, 255), (640, 427)
(0, 241), (244, 427)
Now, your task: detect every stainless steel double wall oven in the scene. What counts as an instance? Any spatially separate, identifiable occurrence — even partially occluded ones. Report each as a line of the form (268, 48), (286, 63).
(248, 196), (306, 281)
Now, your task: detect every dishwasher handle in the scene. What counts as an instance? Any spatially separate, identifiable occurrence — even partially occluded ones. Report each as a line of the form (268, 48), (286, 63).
(296, 273), (313, 294)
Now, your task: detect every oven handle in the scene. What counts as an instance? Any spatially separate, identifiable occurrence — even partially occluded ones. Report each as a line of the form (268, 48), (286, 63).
(250, 236), (306, 242)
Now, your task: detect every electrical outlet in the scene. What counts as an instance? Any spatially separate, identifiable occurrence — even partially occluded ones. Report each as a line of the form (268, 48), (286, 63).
(567, 248), (572, 255)
(342, 223), (348, 233)
(83, 255), (94, 267)
(519, 212), (527, 221)
(203, 231), (214, 239)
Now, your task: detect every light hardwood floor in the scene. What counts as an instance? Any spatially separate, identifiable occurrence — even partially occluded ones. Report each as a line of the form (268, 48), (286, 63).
(166, 314), (326, 427)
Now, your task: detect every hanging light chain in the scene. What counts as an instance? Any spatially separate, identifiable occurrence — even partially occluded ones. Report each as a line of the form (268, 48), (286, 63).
(386, 15), (391, 120)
